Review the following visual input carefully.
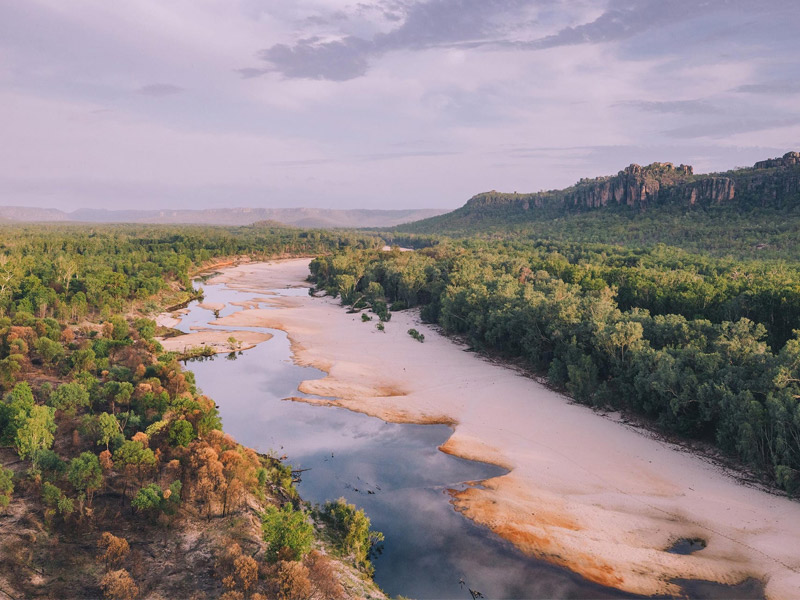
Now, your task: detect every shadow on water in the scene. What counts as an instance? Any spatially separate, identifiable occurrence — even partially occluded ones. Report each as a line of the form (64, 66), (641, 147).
(176, 282), (765, 600)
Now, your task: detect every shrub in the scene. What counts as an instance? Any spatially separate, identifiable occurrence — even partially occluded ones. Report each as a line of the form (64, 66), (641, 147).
(99, 569), (138, 600)
(276, 561), (311, 600)
(407, 328), (425, 343)
(261, 504), (314, 563)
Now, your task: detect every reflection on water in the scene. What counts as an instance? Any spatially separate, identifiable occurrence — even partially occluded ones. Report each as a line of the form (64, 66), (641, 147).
(176, 281), (762, 600)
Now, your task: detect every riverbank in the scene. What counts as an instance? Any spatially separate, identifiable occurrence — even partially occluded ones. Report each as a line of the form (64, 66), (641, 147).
(191, 258), (799, 598)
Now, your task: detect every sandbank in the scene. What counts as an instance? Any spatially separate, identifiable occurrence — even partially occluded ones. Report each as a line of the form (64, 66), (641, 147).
(210, 259), (800, 598)
(157, 330), (272, 354)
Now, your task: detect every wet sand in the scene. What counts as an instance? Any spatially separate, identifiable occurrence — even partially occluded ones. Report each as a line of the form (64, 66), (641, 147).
(188, 258), (800, 598)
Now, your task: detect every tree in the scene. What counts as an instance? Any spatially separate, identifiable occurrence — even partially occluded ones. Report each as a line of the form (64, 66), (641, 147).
(96, 412), (120, 451)
(49, 382), (90, 416)
(0, 255), (19, 314)
(97, 532), (129, 567)
(0, 467), (13, 510)
(168, 419), (195, 447)
(261, 504), (314, 563)
(68, 452), (103, 506)
(113, 440), (156, 493)
(35, 337), (65, 367)
(322, 497), (384, 573)
(42, 481), (74, 520)
(55, 254), (79, 295)
(0, 382), (35, 445)
(15, 405), (56, 472)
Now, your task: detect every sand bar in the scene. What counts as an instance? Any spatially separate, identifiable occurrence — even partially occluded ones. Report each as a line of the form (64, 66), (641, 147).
(157, 330), (272, 354)
(210, 259), (800, 598)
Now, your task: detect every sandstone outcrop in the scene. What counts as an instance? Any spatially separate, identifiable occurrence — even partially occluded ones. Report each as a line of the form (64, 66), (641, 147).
(463, 152), (800, 216)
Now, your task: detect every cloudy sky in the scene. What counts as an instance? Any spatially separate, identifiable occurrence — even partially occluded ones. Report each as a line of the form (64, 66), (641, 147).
(1, 0), (799, 211)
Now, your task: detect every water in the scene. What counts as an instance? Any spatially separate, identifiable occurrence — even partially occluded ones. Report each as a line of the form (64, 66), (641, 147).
(172, 279), (763, 600)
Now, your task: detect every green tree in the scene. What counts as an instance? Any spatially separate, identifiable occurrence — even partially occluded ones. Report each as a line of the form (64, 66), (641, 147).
(0, 467), (13, 509)
(113, 440), (156, 491)
(15, 405), (56, 472)
(0, 382), (35, 444)
(96, 412), (121, 451)
(49, 382), (90, 416)
(261, 503), (314, 562)
(168, 420), (195, 447)
(322, 497), (384, 573)
(35, 337), (65, 366)
(68, 452), (103, 506)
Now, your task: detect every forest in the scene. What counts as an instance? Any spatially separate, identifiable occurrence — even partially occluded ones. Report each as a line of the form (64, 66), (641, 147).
(0, 223), (384, 600)
(311, 240), (800, 495)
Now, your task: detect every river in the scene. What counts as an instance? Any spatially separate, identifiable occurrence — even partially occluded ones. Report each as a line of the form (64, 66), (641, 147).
(166, 273), (765, 600)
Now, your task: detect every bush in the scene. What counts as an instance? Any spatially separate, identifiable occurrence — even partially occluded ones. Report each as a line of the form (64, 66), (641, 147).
(407, 329), (425, 343)
(99, 569), (138, 600)
(261, 504), (314, 563)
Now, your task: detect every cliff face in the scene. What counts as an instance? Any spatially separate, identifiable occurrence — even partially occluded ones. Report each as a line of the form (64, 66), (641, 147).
(463, 152), (800, 216)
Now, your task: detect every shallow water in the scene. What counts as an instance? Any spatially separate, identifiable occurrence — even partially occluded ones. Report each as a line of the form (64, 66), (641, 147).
(173, 280), (763, 600)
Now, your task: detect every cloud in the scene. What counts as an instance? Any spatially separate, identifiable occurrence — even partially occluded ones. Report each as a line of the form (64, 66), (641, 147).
(250, 0), (535, 81)
(734, 81), (800, 95)
(258, 36), (372, 81)
(664, 117), (800, 139)
(138, 83), (184, 97)
(625, 99), (720, 116)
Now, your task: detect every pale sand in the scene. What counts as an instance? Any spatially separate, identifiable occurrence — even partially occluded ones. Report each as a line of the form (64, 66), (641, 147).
(157, 330), (272, 354)
(155, 308), (188, 329)
(212, 259), (800, 598)
(197, 302), (225, 312)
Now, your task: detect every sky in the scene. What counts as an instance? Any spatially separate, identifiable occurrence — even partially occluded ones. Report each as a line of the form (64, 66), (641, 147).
(1, 0), (799, 211)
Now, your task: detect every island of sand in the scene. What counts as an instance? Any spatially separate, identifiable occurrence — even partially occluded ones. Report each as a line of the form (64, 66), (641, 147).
(163, 258), (800, 599)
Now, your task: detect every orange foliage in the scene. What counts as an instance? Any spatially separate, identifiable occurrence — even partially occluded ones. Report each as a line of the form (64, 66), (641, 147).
(99, 450), (113, 472)
(276, 561), (312, 600)
(97, 532), (130, 568)
(306, 551), (346, 600)
(99, 569), (138, 600)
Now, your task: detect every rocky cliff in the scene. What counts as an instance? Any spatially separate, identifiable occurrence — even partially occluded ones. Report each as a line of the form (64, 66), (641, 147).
(463, 151), (800, 216)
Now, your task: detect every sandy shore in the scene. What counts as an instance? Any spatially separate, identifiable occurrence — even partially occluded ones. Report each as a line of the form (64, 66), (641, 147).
(206, 259), (800, 598)
(157, 330), (272, 354)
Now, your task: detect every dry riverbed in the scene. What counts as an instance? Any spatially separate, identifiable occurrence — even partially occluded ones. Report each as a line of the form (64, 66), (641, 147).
(164, 258), (800, 599)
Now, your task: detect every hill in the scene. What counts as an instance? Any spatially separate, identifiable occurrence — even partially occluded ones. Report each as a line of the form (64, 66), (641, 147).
(398, 152), (800, 259)
(0, 206), (447, 228)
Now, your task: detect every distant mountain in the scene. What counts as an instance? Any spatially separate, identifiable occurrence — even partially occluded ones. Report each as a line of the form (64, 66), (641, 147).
(0, 206), (447, 228)
(0, 206), (70, 222)
(400, 152), (800, 233)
